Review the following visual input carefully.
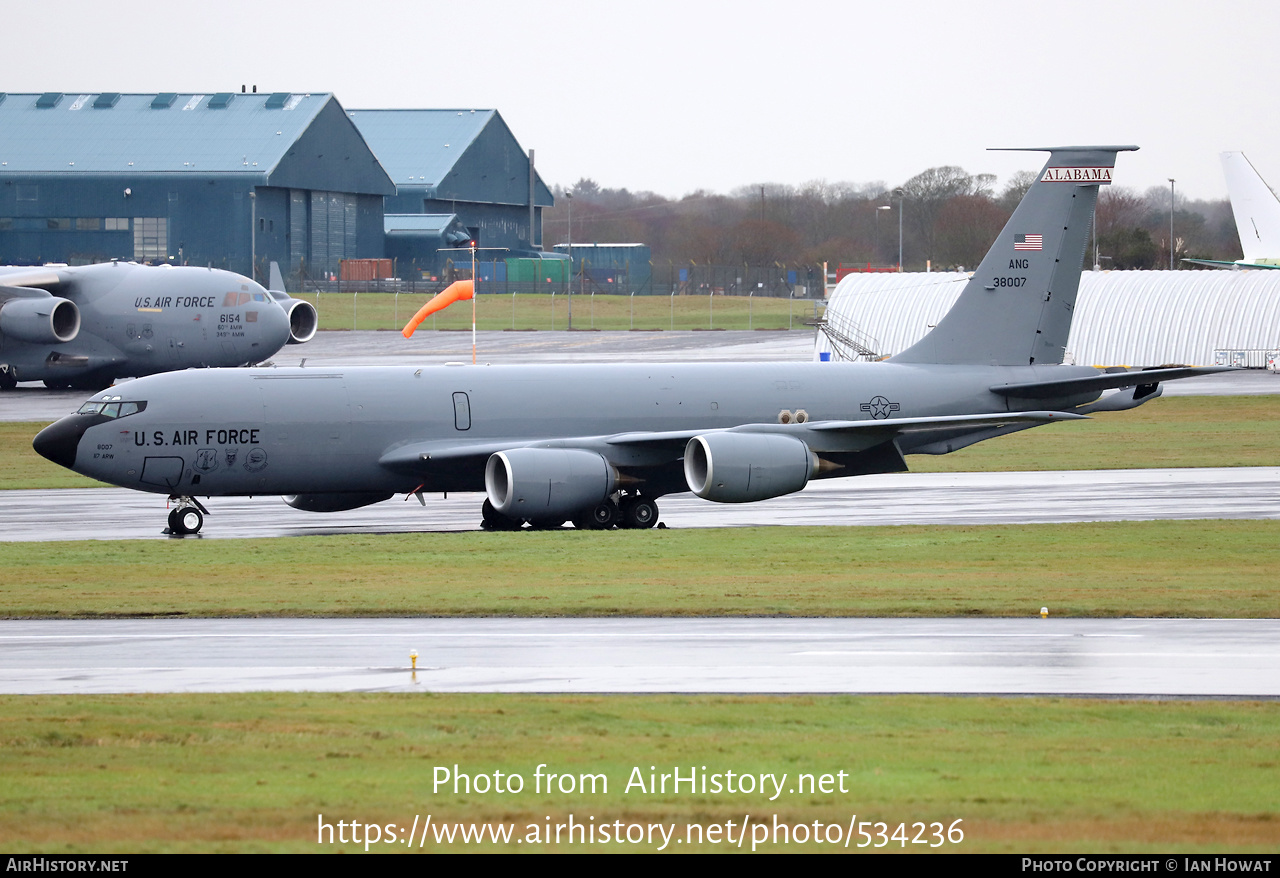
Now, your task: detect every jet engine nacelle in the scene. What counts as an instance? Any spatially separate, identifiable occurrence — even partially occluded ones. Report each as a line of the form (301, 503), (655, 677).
(485, 448), (617, 520)
(282, 297), (318, 344)
(283, 491), (393, 512)
(684, 432), (816, 503)
(0, 296), (80, 344)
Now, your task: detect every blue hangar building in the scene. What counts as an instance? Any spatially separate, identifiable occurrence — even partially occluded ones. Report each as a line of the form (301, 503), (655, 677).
(348, 109), (554, 276)
(0, 92), (554, 284)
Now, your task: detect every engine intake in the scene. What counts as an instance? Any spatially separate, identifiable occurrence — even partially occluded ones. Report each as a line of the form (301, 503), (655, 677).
(0, 296), (80, 344)
(485, 448), (616, 520)
(282, 298), (318, 344)
(684, 432), (816, 503)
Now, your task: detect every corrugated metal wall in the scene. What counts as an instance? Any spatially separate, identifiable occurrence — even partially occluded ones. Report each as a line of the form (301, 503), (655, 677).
(819, 270), (1280, 367)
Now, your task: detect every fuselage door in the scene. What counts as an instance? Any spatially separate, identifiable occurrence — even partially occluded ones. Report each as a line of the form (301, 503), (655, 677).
(453, 392), (471, 431)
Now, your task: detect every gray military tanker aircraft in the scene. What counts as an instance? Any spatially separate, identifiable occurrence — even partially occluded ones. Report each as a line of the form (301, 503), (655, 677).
(35, 146), (1228, 535)
(0, 261), (317, 390)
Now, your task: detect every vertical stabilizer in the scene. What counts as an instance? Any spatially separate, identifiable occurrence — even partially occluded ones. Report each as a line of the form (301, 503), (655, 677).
(268, 261), (286, 293)
(892, 145), (1137, 366)
(1221, 151), (1280, 265)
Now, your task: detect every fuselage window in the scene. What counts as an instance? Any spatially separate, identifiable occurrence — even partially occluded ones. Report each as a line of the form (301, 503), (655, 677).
(76, 401), (146, 419)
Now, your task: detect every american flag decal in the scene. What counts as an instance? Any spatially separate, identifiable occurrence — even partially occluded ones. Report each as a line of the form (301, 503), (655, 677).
(1014, 233), (1043, 251)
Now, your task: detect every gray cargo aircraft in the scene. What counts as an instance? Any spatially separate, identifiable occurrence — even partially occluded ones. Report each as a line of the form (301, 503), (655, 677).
(0, 261), (317, 390)
(35, 146), (1228, 535)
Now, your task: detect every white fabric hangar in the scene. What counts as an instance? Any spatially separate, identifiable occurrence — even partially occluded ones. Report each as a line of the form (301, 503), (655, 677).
(817, 270), (1280, 368)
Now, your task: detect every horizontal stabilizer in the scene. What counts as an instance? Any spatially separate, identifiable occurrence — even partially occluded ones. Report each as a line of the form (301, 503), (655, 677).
(990, 366), (1231, 398)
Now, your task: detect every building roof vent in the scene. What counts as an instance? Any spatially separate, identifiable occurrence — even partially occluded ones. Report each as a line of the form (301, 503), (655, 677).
(151, 93), (178, 109)
(93, 93), (121, 109)
(207, 92), (235, 109)
(264, 92), (291, 109)
(35, 93), (63, 109)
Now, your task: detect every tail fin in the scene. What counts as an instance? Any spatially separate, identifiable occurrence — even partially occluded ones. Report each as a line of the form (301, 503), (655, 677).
(1221, 151), (1280, 266)
(891, 145), (1137, 366)
(268, 261), (286, 293)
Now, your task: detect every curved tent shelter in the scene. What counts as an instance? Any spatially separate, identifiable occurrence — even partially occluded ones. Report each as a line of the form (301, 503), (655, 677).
(818, 270), (1280, 368)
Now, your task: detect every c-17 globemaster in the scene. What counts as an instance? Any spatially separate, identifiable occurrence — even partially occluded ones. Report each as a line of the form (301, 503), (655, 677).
(0, 260), (317, 390)
(35, 146), (1228, 535)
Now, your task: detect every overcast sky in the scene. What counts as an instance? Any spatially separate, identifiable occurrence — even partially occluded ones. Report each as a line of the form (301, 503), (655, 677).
(9, 0), (1278, 202)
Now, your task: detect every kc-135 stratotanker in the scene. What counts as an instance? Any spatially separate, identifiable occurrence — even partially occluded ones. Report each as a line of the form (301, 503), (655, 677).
(35, 146), (1228, 534)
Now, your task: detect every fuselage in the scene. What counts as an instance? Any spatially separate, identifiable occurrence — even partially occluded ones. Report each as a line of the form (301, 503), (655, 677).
(34, 360), (1104, 499)
(0, 262), (294, 385)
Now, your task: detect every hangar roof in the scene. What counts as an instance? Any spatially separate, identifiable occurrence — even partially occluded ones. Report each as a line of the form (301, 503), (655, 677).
(348, 108), (553, 207)
(0, 92), (328, 173)
(0, 91), (395, 195)
(348, 109), (496, 186)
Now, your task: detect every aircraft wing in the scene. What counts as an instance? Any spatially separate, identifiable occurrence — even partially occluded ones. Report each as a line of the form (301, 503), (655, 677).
(379, 411), (1088, 474)
(0, 269), (65, 305)
(0, 268), (64, 290)
(990, 366), (1231, 399)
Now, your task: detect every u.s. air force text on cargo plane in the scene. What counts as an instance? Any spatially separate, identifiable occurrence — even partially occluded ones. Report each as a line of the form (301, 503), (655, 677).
(34, 146), (1228, 535)
(0, 260), (315, 390)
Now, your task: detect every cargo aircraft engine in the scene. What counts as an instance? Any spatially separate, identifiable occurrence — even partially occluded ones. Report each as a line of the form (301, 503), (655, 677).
(0, 296), (80, 344)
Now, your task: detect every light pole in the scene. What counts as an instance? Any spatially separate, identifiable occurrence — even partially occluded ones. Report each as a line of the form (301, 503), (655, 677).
(249, 189), (256, 283)
(1168, 178), (1176, 270)
(876, 205), (891, 264)
(565, 192), (573, 329)
(893, 188), (905, 271)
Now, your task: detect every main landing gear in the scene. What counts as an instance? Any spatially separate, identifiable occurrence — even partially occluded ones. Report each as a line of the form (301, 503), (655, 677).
(481, 492), (660, 531)
(164, 496), (209, 536)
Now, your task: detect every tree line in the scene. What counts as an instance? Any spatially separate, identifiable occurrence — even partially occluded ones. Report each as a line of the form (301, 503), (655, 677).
(543, 170), (1242, 274)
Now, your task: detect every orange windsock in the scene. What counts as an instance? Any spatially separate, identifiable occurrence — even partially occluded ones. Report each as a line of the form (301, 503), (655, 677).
(401, 280), (474, 338)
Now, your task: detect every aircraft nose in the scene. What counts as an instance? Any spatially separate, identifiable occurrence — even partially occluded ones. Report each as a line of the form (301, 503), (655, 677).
(264, 304), (291, 348)
(32, 416), (91, 470)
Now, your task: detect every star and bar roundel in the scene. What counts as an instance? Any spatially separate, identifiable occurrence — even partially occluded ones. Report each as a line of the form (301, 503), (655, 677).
(860, 396), (901, 419)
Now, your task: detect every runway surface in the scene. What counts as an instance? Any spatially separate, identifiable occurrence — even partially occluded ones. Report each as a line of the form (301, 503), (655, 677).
(2, 617), (1275, 696)
(3, 467), (1278, 541)
(4, 330), (1275, 422)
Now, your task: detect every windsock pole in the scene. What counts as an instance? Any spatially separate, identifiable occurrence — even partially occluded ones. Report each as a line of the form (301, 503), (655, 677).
(471, 244), (477, 364)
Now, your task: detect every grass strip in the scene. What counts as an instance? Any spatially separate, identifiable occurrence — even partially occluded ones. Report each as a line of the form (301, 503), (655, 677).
(0, 693), (1276, 853)
(296, 291), (823, 332)
(2, 519), (1277, 618)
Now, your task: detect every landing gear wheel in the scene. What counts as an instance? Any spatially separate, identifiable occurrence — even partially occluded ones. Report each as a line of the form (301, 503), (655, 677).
(481, 499), (521, 531)
(167, 506), (204, 535)
(0, 366), (16, 391)
(619, 496), (658, 529)
(586, 501), (618, 529)
(43, 378), (72, 390)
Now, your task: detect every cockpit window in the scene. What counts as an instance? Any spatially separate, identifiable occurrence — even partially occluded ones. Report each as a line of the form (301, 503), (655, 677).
(77, 400), (147, 418)
(253, 292), (267, 302)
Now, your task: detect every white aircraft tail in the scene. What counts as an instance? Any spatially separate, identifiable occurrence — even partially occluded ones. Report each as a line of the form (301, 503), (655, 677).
(1221, 152), (1280, 265)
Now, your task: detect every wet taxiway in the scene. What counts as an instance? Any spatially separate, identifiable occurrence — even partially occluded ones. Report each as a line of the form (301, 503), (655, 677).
(4, 330), (1275, 422)
(2, 466), (1277, 541)
(1, 617), (1275, 696)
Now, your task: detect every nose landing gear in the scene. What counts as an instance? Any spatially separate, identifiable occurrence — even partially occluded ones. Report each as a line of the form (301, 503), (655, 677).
(165, 496), (209, 536)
